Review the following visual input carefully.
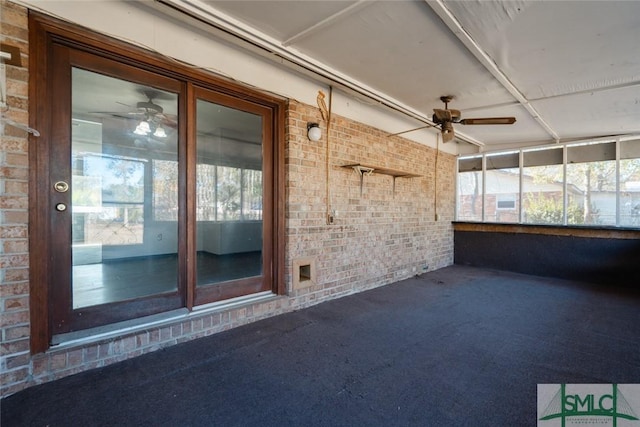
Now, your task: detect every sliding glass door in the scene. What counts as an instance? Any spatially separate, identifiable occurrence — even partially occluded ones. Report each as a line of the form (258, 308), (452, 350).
(193, 87), (273, 305)
(46, 43), (275, 335)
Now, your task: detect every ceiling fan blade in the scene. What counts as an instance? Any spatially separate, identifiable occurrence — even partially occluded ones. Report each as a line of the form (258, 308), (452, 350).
(387, 123), (436, 137)
(459, 117), (516, 125)
(158, 115), (178, 129)
(442, 128), (455, 143)
(449, 109), (461, 121)
(441, 120), (455, 142)
(433, 108), (452, 122)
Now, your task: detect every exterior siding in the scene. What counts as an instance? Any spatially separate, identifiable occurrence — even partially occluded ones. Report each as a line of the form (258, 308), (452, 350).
(0, 1), (454, 397)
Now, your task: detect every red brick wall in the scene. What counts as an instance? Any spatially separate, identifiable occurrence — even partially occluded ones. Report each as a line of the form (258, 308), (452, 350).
(0, 2), (455, 397)
(286, 100), (455, 304)
(1, 0), (31, 397)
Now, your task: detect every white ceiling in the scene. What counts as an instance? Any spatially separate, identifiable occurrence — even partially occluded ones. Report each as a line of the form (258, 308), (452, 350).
(159, 0), (640, 151)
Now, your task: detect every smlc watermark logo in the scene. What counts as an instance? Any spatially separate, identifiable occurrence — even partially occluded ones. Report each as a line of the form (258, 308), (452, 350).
(538, 384), (640, 427)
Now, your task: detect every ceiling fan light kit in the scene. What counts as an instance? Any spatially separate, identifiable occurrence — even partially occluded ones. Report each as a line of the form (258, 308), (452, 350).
(133, 120), (151, 136)
(91, 90), (175, 140)
(153, 125), (167, 138)
(133, 98), (170, 138)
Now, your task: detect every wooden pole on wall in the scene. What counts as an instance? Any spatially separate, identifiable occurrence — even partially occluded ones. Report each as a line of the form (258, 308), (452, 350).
(317, 88), (333, 225)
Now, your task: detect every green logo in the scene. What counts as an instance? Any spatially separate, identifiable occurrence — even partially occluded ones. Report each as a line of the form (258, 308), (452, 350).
(539, 384), (639, 427)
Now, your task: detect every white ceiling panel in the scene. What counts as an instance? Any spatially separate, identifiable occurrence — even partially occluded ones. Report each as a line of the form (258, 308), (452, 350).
(204, 1), (359, 42)
(532, 85), (640, 140)
(445, 1), (640, 100)
(287, 0), (515, 114)
(156, 0), (640, 151)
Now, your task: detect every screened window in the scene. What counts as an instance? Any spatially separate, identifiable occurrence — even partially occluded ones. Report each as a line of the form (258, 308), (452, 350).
(566, 142), (616, 226)
(196, 165), (260, 221)
(522, 147), (564, 225)
(620, 139), (640, 227)
(457, 157), (483, 221)
(485, 152), (519, 223)
(153, 159), (179, 221)
(74, 154), (146, 246)
(456, 138), (640, 228)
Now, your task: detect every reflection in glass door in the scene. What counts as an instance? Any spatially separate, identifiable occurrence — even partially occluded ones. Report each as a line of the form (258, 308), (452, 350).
(71, 68), (179, 308)
(35, 28), (282, 348)
(195, 99), (264, 289)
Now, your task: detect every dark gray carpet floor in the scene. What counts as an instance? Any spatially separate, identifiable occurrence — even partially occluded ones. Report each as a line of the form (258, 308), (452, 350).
(3, 265), (640, 426)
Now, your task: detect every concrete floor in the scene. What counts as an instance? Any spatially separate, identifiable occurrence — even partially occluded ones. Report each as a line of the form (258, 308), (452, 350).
(3, 265), (639, 426)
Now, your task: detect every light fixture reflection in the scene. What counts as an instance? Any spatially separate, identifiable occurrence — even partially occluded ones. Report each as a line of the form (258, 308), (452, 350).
(153, 126), (167, 138)
(134, 120), (151, 135)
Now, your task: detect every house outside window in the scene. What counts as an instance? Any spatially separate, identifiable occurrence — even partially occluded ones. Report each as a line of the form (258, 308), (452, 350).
(456, 138), (640, 228)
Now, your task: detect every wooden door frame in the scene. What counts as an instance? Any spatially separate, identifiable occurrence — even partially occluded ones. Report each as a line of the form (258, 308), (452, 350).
(29, 12), (286, 353)
(189, 84), (275, 307)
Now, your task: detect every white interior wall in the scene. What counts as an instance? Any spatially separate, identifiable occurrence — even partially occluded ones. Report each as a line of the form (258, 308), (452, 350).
(19, 0), (458, 155)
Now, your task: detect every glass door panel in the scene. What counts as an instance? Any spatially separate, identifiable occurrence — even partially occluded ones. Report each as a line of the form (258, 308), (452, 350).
(71, 68), (179, 308)
(195, 99), (263, 288)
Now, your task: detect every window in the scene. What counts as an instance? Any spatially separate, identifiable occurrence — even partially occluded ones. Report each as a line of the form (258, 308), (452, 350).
(457, 157), (483, 221)
(485, 152), (519, 223)
(153, 160), (179, 221)
(496, 195), (516, 210)
(567, 142), (617, 226)
(30, 15), (284, 352)
(522, 147), (564, 225)
(195, 166), (262, 222)
(456, 138), (640, 229)
(620, 139), (640, 227)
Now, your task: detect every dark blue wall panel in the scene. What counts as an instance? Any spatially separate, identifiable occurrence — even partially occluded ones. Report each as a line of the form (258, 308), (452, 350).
(454, 230), (640, 286)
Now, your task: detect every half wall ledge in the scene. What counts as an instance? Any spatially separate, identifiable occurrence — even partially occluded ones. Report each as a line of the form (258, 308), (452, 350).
(453, 222), (640, 286)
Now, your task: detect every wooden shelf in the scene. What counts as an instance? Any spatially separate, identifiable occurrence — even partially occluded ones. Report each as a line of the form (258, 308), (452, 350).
(341, 163), (421, 195)
(341, 164), (421, 178)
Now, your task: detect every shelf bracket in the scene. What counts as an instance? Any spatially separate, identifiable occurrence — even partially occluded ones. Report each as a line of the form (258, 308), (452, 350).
(352, 165), (374, 196)
(341, 163), (420, 197)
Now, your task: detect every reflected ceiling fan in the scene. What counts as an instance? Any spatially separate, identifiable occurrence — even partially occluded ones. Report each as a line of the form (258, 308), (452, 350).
(389, 96), (516, 142)
(90, 89), (177, 140)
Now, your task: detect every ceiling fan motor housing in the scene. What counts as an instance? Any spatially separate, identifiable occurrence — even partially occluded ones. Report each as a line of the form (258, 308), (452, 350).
(136, 101), (163, 114)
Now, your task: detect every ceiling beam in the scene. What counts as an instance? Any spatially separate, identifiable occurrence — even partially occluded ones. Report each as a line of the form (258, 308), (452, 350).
(282, 1), (372, 47)
(458, 78), (640, 114)
(152, 0), (485, 147)
(425, 0), (561, 143)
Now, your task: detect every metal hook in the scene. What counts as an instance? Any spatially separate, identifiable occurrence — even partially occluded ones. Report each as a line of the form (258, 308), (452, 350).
(0, 116), (40, 137)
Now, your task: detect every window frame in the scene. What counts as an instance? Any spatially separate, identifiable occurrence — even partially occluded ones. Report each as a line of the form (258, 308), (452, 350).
(456, 137), (640, 229)
(29, 13), (286, 353)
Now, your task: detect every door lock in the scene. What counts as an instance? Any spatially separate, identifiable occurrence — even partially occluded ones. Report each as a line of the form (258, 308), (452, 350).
(55, 203), (67, 212)
(54, 181), (69, 193)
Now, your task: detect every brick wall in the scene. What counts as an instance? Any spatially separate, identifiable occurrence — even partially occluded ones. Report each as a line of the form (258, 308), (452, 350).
(286, 100), (455, 304)
(0, 1), (454, 397)
(1, 0), (31, 397)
